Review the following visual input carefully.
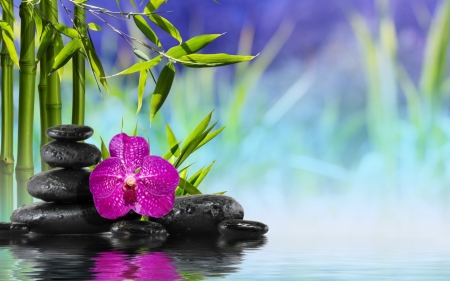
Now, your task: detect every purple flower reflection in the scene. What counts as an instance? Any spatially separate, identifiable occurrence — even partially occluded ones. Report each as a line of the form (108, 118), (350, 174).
(90, 251), (182, 281)
(89, 133), (179, 219)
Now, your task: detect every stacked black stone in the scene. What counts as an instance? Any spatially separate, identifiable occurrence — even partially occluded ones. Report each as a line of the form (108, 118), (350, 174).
(11, 125), (137, 234)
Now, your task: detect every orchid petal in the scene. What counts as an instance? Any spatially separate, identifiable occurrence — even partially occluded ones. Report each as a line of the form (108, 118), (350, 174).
(133, 191), (175, 218)
(109, 133), (149, 173)
(89, 158), (124, 199)
(93, 185), (131, 219)
(136, 156), (179, 196)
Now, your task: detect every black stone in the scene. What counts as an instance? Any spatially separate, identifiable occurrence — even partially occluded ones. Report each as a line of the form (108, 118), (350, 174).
(110, 221), (167, 237)
(217, 219), (268, 238)
(41, 140), (101, 169)
(151, 194), (244, 235)
(46, 124), (94, 142)
(10, 202), (139, 234)
(27, 168), (92, 203)
(0, 222), (30, 235)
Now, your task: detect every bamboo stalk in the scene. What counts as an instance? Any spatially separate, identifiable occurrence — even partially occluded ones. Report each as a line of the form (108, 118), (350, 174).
(72, 4), (85, 125)
(15, 2), (36, 207)
(0, 0), (15, 221)
(45, 0), (61, 129)
(38, 1), (49, 171)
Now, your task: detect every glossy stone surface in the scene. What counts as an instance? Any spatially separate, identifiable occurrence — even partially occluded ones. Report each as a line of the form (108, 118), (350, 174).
(110, 221), (167, 237)
(217, 219), (268, 237)
(152, 194), (244, 235)
(46, 124), (93, 142)
(41, 141), (101, 169)
(27, 169), (92, 203)
(0, 222), (30, 235)
(10, 202), (139, 234)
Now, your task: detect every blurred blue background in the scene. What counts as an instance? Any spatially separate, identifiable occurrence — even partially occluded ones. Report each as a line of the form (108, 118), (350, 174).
(12, 0), (450, 242)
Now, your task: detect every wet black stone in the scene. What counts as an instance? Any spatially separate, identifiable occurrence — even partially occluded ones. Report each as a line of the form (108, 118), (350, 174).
(27, 169), (92, 203)
(217, 219), (268, 238)
(0, 222), (30, 236)
(10, 202), (139, 234)
(110, 221), (167, 237)
(41, 140), (101, 169)
(151, 194), (244, 235)
(46, 124), (93, 142)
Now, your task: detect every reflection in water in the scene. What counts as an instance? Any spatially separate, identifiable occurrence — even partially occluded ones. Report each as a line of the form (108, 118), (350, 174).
(0, 234), (267, 280)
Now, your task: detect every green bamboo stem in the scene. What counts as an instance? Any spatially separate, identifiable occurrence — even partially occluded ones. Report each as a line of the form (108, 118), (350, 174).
(0, 0), (15, 220)
(16, 2), (36, 206)
(72, 5), (85, 125)
(38, 1), (49, 171)
(45, 0), (61, 129)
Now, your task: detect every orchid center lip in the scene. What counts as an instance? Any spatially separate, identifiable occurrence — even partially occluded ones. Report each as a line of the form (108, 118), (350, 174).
(125, 175), (136, 186)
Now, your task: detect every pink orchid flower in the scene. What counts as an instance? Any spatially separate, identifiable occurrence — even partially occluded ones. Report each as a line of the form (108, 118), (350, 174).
(89, 133), (179, 219)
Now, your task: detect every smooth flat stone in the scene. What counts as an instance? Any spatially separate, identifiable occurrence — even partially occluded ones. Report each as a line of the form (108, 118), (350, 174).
(41, 141), (101, 169)
(0, 222), (30, 235)
(151, 194), (244, 235)
(218, 219), (268, 237)
(46, 124), (93, 142)
(110, 221), (167, 237)
(10, 202), (139, 234)
(27, 169), (92, 203)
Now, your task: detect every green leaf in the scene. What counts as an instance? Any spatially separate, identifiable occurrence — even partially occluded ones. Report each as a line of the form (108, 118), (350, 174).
(87, 23), (102, 31)
(36, 24), (54, 62)
(144, 0), (166, 13)
(166, 34), (223, 58)
(148, 14), (182, 43)
(183, 111), (213, 150)
(129, 0), (137, 9)
(73, 0), (89, 3)
(100, 136), (110, 160)
(150, 62), (175, 122)
(133, 15), (161, 48)
(165, 123), (180, 157)
(0, 0), (15, 21)
(188, 167), (204, 184)
(178, 178), (202, 195)
(107, 56), (161, 77)
(213, 191), (227, 195)
(178, 53), (255, 67)
(137, 69), (147, 114)
(0, 21), (19, 68)
(174, 124), (215, 168)
(162, 141), (180, 159)
(174, 186), (184, 196)
(54, 33), (65, 80)
(50, 38), (82, 74)
(84, 39), (108, 92)
(195, 126), (225, 151)
(133, 122), (139, 136)
(193, 161), (215, 187)
(54, 23), (79, 39)
(34, 9), (43, 39)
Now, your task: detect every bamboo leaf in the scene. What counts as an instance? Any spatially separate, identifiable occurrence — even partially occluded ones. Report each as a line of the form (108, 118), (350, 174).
(87, 23), (102, 31)
(195, 126), (225, 151)
(166, 34), (223, 58)
(133, 15), (161, 48)
(129, 0), (137, 9)
(144, 0), (166, 13)
(193, 161), (215, 187)
(0, 0), (15, 20)
(100, 137), (110, 160)
(134, 48), (150, 61)
(177, 163), (194, 174)
(178, 53), (255, 67)
(178, 178), (202, 195)
(174, 124), (214, 168)
(150, 62), (175, 122)
(133, 122), (138, 136)
(54, 33), (64, 80)
(137, 69), (147, 114)
(162, 141), (180, 159)
(36, 24), (53, 62)
(0, 22), (19, 68)
(84, 39), (108, 92)
(165, 123), (180, 157)
(50, 38), (82, 74)
(213, 191), (227, 194)
(106, 56), (161, 77)
(34, 8), (43, 38)
(54, 23), (79, 39)
(148, 14), (182, 43)
(188, 167), (204, 185)
(183, 111), (213, 150)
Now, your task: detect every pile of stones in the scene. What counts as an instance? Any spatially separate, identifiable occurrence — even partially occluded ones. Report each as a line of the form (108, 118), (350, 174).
(3, 124), (268, 238)
(10, 125), (137, 234)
